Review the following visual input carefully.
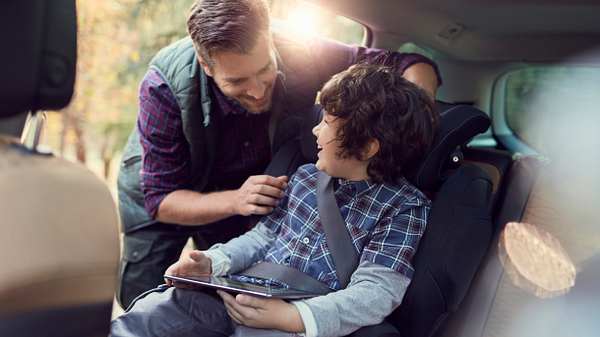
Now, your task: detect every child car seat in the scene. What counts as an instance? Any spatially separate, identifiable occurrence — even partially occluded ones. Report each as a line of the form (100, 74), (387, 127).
(264, 103), (494, 337)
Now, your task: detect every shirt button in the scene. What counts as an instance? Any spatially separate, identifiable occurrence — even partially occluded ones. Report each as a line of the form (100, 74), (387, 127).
(302, 237), (310, 245)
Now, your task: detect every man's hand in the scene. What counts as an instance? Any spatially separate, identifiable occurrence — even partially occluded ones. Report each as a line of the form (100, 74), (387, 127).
(217, 290), (305, 332)
(164, 250), (212, 287)
(233, 175), (288, 216)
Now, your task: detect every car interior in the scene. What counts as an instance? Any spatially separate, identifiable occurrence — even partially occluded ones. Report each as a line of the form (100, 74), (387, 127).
(0, 1), (120, 337)
(1, 0), (599, 337)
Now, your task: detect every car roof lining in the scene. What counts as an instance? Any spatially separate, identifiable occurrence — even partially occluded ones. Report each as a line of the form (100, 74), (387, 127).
(309, 0), (600, 62)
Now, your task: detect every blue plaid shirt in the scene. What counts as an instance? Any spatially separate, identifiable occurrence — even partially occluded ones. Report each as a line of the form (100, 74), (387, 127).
(252, 164), (430, 290)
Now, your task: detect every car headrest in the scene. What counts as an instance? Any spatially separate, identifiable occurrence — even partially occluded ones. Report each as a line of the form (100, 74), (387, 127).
(0, 0), (76, 118)
(405, 104), (490, 190)
(299, 104), (490, 191)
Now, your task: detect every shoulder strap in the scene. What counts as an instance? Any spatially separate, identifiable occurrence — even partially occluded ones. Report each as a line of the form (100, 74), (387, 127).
(316, 171), (360, 288)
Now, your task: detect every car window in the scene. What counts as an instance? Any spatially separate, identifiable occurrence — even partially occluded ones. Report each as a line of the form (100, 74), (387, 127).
(269, 0), (365, 45)
(502, 66), (600, 154)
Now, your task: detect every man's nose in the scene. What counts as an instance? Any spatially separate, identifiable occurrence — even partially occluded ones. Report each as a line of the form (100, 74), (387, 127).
(246, 77), (266, 100)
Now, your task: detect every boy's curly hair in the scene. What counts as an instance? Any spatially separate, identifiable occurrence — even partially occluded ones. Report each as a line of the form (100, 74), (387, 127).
(319, 63), (438, 184)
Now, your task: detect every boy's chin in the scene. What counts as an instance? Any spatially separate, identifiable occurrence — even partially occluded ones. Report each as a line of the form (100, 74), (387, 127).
(315, 161), (328, 174)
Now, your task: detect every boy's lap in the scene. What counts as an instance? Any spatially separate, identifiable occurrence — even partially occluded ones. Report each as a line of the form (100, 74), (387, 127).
(111, 286), (235, 337)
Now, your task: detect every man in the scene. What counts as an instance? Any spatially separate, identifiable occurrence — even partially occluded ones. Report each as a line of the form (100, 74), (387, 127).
(117, 0), (441, 309)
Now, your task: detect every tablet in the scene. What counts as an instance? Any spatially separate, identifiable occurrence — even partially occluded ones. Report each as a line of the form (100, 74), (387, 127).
(164, 274), (320, 299)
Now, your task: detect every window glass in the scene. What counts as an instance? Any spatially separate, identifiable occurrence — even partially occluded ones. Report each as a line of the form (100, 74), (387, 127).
(269, 0), (365, 45)
(504, 67), (600, 153)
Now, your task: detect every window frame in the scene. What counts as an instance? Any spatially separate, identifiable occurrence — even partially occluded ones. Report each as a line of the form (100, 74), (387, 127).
(490, 68), (539, 156)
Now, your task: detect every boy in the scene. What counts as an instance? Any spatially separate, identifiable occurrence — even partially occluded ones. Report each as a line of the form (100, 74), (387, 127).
(111, 64), (438, 337)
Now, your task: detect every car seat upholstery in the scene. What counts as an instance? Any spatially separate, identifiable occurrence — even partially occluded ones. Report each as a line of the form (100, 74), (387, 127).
(0, 1), (120, 336)
(266, 103), (494, 337)
(437, 152), (600, 337)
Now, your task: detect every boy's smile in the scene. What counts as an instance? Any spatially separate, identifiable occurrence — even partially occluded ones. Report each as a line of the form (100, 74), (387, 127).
(312, 110), (372, 181)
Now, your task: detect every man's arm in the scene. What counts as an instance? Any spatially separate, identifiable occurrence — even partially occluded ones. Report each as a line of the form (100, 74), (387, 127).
(164, 171), (295, 279)
(308, 38), (442, 96)
(138, 69), (287, 226)
(396, 61), (439, 98)
(156, 175), (287, 225)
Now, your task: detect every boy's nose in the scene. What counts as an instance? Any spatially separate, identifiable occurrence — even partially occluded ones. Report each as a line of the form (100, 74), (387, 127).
(312, 124), (320, 137)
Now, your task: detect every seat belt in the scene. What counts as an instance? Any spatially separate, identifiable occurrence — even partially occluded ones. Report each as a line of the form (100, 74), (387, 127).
(240, 171), (358, 291)
(315, 171), (359, 288)
(242, 262), (332, 295)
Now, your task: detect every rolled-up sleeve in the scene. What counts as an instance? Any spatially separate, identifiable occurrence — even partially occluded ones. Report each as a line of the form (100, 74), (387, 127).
(137, 69), (191, 218)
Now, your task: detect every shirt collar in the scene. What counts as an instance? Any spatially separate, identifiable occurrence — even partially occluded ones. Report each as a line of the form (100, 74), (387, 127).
(336, 177), (377, 196)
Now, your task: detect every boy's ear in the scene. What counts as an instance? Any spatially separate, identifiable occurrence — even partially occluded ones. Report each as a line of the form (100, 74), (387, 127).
(363, 138), (380, 161)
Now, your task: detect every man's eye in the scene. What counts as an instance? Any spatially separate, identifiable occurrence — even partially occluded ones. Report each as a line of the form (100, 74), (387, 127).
(228, 79), (245, 85)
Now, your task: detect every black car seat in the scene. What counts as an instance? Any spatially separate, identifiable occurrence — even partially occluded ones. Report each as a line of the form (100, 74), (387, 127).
(265, 103), (495, 337)
(436, 146), (600, 337)
(0, 1), (120, 336)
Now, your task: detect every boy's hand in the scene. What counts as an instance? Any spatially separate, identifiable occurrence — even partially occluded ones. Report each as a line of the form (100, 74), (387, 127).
(217, 290), (304, 333)
(234, 175), (288, 216)
(164, 250), (211, 287)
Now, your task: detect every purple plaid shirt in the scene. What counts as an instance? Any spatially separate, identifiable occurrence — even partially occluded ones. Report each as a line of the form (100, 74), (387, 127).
(137, 37), (441, 218)
(254, 164), (430, 290)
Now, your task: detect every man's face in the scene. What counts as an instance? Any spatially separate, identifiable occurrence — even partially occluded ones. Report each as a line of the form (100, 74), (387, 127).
(199, 33), (278, 114)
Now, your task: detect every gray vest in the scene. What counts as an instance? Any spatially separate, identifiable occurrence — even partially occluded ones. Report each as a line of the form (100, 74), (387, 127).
(118, 35), (322, 233)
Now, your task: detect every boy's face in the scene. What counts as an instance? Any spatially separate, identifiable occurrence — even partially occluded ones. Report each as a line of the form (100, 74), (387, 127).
(312, 110), (372, 180)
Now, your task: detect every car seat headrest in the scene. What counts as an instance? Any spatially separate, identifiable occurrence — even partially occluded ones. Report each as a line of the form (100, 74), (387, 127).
(405, 104), (490, 190)
(0, 0), (76, 118)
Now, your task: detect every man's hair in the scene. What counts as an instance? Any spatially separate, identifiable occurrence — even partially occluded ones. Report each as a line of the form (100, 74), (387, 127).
(187, 0), (270, 65)
(319, 63), (439, 184)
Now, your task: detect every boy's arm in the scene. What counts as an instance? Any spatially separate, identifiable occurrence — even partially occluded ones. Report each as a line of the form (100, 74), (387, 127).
(203, 220), (278, 275)
(292, 261), (410, 337)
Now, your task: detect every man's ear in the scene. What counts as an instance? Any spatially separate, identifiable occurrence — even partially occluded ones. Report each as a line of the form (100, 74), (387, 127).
(196, 52), (213, 77)
(363, 139), (380, 160)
